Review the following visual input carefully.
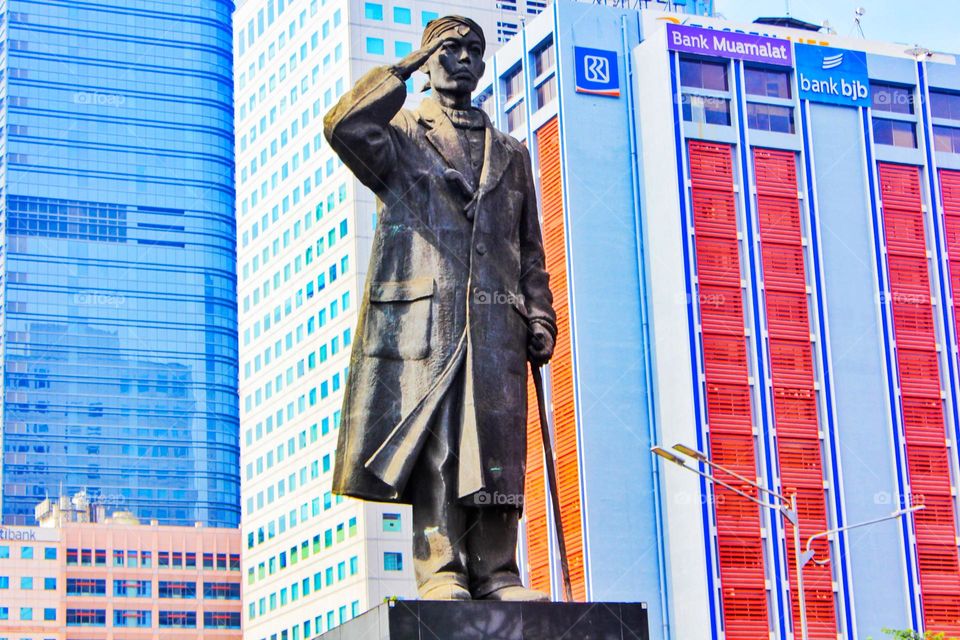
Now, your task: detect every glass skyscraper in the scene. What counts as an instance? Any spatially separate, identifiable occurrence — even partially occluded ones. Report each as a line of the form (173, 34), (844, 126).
(0, 0), (240, 527)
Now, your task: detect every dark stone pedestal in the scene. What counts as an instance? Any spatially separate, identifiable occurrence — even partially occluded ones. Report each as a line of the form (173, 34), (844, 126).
(314, 600), (649, 640)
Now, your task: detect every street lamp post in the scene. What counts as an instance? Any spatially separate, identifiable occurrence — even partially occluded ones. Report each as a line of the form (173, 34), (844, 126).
(653, 444), (924, 640)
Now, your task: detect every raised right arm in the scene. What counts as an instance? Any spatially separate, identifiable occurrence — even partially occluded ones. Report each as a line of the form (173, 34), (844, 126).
(323, 38), (443, 192)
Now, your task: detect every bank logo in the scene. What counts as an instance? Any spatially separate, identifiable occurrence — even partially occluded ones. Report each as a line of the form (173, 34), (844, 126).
(574, 47), (620, 98)
(821, 52), (844, 70)
(796, 44), (870, 108)
(583, 55), (610, 83)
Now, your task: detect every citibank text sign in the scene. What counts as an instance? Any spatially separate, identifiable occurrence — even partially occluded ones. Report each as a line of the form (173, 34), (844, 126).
(666, 24), (792, 66)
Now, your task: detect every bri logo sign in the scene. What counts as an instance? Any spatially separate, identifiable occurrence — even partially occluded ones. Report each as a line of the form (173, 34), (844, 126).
(796, 44), (870, 107)
(574, 47), (620, 98)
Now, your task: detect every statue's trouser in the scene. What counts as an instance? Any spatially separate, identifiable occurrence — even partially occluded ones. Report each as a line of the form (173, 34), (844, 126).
(401, 365), (524, 599)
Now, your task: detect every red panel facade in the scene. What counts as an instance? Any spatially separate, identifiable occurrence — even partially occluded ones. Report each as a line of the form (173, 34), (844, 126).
(753, 148), (838, 638)
(688, 140), (770, 638)
(881, 163), (960, 634)
(524, 117), (586, 601)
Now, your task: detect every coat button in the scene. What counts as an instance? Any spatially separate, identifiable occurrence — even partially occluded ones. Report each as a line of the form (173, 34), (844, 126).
(476, 242), (486, 255)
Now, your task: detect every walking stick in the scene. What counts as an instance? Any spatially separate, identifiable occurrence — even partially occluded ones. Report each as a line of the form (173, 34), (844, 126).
(531, 363), (575, 603)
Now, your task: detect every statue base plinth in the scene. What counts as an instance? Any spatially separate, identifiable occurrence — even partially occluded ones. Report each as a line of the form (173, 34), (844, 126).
(314, 600), (649, 640)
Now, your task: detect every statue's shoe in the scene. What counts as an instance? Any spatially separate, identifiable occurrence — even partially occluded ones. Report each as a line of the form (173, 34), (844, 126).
(481, 585), (550, 602)
(419, 583), (472, 600)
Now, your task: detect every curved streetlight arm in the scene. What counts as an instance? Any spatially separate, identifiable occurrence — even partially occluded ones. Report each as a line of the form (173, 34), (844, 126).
(652, 447), (780, 512)
(672, 443), (790, 504)
(800, 504), (926, 569)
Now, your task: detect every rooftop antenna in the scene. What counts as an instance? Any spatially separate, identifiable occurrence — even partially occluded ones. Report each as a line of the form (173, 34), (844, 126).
(785, 0), (791, 16)
(854, 7), (866, 38)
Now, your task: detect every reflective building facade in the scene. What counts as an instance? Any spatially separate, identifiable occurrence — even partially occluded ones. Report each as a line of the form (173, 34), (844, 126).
(0, 0), (240, 527)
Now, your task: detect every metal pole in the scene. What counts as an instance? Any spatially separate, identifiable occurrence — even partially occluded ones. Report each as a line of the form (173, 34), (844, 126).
(531, 364), (574, 603)
(789, 494), (809, 640)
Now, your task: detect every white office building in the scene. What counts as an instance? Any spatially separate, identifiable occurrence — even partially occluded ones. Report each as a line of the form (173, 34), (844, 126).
(232, 1), (546, 638)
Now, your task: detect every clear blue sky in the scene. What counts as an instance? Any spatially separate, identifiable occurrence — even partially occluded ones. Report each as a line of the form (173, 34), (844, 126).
(715, 0), (959, 54)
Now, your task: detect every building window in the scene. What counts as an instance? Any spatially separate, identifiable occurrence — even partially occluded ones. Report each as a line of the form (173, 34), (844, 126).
(21, 546), (33, 559)
(363, 2), (382, 20)
(44, 577), (56, 590)
(506, 103), (525, 131)
(204, 582), (242, 599)
(21, 607), (33, 621)
(395, 41), (412, 57)
(504, 66), (524, 102)
(67, 609), (106, 626)
(930, 91), (960, 153)
(746, 103), (795, 134)
(503, 66), (525, 131)
(44, 607), (56, 621)
(383, 513), (402, 532)
(114, 579), (151, 597)
(682, 95), (731, 126)
(20, 576), (33, 589)
(44, 547), (57, 560)
(931, 90), (960, 120)
(679, 58), (731, 126)
(934, 126), (960, 153)
(534, 39), (555, 77)
(366, 37), (385, 55)
(680, 58), (728, 91)
(158, 581), (197, 599)
(204, 611), (241, 629)
(159, 611), (197, 628)
(497, 20), (518, 43)
(422, 10), (438, 26)
(474, 87), (495, 123)
(114, 610), (151, 627)
(0, 607), (6, 620)
(532, 39), (557, 111)
(67, 578), (106, 596)
(0, 546), (8, 558)
(393, 6), (411, 24)
(871, 83), (918, 148)
(744, 67), (791, 99)
(873, 118), (918, 148)
(872, 83), (914, 114)
(384, 552), (403, 571)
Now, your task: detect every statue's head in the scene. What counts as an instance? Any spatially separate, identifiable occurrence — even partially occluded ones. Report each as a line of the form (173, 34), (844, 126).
(421, 16), (486, 98)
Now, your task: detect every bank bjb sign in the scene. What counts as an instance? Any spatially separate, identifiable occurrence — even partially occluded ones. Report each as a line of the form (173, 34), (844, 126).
(796, 44), (870, 107)
(574, 47), (620, 97)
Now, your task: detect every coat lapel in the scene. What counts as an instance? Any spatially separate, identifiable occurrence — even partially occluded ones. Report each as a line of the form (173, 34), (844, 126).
(477, 115), (512, 195)
(418, 99), (473, 184)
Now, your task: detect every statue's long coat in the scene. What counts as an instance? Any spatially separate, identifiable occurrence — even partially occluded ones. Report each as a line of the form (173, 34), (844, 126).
(324, 66), (556, 504)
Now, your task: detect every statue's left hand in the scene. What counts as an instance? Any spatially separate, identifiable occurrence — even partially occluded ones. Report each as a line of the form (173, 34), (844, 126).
(527, 321), (555, 366)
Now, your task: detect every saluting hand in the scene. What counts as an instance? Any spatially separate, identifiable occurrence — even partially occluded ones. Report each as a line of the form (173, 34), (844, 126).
(391, 36), (445, 80)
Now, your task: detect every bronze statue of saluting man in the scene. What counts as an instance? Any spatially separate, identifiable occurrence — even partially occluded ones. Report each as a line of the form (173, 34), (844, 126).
(324, 15), (556, 601)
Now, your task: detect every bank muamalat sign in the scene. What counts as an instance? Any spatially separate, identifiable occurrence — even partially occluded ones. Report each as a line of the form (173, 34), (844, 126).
(796, 44), (870, 107)
(666, 23), (792, 66)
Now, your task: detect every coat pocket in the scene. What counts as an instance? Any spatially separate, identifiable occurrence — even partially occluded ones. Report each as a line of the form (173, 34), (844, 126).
(363, 277), (434, 360)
